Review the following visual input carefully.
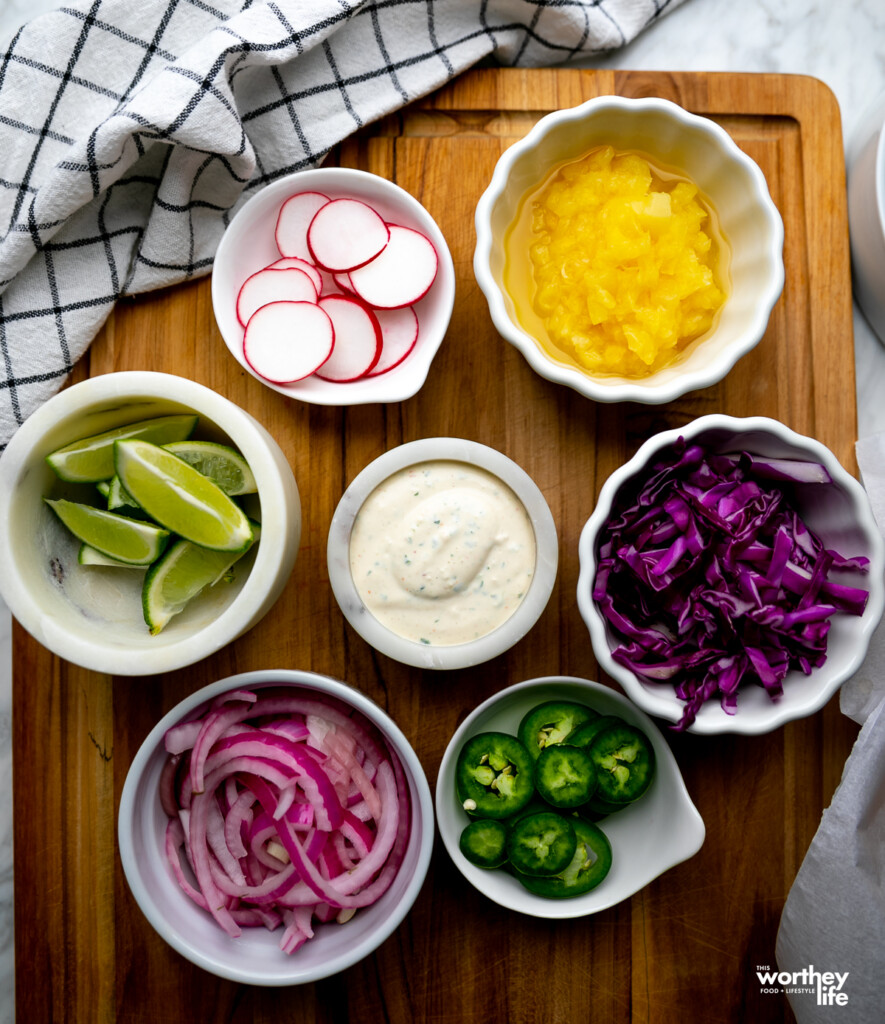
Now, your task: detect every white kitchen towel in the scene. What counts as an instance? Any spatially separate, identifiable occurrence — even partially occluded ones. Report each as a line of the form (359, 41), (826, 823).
(0, 0), (687, 448)
(775, 433), (885, 1023)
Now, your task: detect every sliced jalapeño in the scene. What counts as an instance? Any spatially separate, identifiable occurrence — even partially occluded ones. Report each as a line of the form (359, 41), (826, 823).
(455, 731), (535, 819)
(534, 743), (598, 808)
(514, 819), (613, 898)
(517, 700), (598, 760)
(506, 811), (577, 877)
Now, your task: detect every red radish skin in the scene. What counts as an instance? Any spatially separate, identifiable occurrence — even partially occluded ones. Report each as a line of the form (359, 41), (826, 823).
(333, 271), (355, 294)
(317, 267), (343, 298)
(266, 256), (323, 295)
(236, 266), (318, 326)
(367, 305), (420, 376)
(237, 193), (441, 385)
(348, 224), (438, 309)
(315, 295), (382, 382)
(274, 191), (330, 261)
(243, 301), (335, 384)
(307, 198), (390, 273)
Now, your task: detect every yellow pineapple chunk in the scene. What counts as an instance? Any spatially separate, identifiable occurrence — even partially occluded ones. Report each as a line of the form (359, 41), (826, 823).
(528, 147), (726, 378)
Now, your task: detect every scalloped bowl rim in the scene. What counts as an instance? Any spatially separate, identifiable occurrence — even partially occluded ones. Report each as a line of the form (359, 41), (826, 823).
(212, 167), (456, 407)
(576, 414), (885, 734)
(118, 669), (435, 985)
(474, 95), (785, 404)
(435, 675), (705, 919)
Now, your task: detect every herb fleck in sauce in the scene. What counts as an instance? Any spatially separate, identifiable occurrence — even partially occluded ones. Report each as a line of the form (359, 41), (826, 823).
(349, 461), (536, 646)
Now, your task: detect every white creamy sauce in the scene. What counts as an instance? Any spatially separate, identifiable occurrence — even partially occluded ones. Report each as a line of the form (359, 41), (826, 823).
(349, 460), (537, 646)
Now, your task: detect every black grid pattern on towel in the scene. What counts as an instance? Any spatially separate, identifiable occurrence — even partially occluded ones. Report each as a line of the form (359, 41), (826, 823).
(0, 0), (685, 448)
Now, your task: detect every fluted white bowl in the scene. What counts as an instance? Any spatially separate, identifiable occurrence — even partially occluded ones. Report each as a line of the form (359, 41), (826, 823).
(577, 414), (885, 734)
(212, 167), (455, 406)
(474, 95), (784, 404)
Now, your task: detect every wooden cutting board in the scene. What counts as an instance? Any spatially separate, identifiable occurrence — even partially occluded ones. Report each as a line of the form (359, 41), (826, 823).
(13, 69), (856, 1024)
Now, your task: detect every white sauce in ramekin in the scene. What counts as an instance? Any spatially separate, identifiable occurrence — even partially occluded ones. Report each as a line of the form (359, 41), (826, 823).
(349, 460), (537, 646)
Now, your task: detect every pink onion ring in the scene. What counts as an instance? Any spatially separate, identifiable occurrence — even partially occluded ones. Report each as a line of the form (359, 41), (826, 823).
(160, 687), (410, 954)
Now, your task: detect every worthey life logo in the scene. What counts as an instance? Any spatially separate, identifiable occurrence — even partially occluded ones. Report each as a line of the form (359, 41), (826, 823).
(756, 965), (849, 1006)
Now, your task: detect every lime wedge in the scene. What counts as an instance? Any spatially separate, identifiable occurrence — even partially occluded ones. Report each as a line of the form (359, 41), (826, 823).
(163, 440), (257, 495)
(142, 524), (260, 634)
(106, 475), (140, 510)
(45, 498), (169, 565)
(78, 543), (144, 568)
(46, 414), (198, 483)
(115, 439), (253, 553)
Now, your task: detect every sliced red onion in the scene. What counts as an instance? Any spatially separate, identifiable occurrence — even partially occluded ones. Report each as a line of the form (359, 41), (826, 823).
(188, 790), (242, 938)
(332, 832), (358, 873)
(322, 729), (382, 821)
(164, 720), (203, 756)
(212, 733), (344, 830)
(209, 688), (258, 709)
(165, 818), (210, 911)
(158, 753), (182, 818)
(189, 700), (257, 793)
(260, 717), (309, 743)
(223, 788), (256, 860)
(159, 688), (409, 954)
(206, 795), (246, 887)
(346, 798), (373, 821)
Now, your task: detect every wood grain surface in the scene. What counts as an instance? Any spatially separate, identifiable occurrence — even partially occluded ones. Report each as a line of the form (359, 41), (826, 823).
(13, 69), (857, 1024)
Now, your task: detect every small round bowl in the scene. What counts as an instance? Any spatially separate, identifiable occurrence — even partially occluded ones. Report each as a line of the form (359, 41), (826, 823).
(474, 95), (785, 404)
(435, 675), (704, 919)
(212, 167), (456, 405)
(577, 414), (885, 734)
(327, 437), (558, 669)
(848, 90), (885, 345)
(0, 371), (301, 676)
(118, 669), (434, 985)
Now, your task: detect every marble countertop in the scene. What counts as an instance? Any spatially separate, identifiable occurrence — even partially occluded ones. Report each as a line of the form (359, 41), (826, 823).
(1, 1), (883, 1020)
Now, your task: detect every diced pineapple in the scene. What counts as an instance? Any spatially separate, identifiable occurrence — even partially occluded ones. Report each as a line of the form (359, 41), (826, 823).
(527, 146), (726, 378)
(630, 191), (672, 220)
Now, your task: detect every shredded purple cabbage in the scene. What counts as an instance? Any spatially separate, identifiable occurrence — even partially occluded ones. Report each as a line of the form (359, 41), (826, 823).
(593, 439), (870, 730)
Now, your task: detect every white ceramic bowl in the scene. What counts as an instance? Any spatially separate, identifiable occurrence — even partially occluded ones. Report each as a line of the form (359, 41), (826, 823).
(435, 675), (704, 918)
(848, 90), (885, 345)
(0, 371), (301, 675)
(118, 669), (434, 985)
(327, 437), (558, 669)
(474, 95), (785, 404)
(212, 167), (455, 405)
(577, 414), (885, 734)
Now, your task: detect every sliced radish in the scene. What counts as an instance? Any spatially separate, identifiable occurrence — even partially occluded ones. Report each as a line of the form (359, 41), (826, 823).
(266, 257), (323, 295)
(367, 306), (420, 376)
(238, 193), (440, 386)
(317, 268), (344, 298)
(333, 271), (355, 294)
(236, 267), (318, 326)
(315, 295), (382, 382)
(307, 198), (390, 272)
(275, 192), (330, 260)
(243, 301), (335, 384)
(348, 224), (438, 309)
